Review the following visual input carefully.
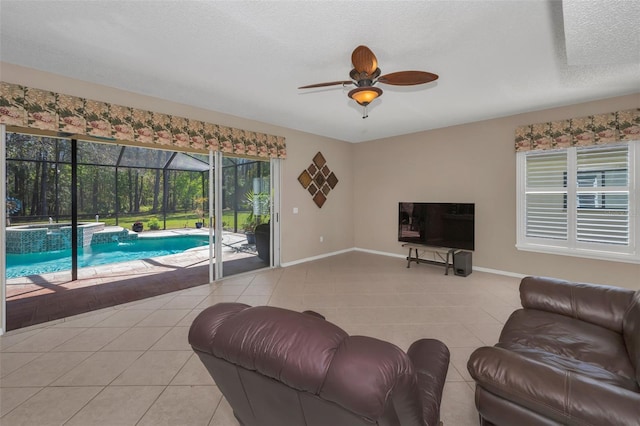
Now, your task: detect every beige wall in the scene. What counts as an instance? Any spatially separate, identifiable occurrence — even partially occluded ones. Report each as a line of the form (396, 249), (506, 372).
(281, 133), (354, 262)
(0, 62), (356, 267)
(354, 93), (640, 289)
(1, 61), (638, 335)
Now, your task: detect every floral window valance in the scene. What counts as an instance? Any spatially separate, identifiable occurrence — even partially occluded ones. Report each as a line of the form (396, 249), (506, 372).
(515, 108), (639, 152)
(0, 82), (286, 159)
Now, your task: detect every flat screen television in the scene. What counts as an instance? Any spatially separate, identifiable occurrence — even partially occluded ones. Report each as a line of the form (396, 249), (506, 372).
(398, 202), (475, 250)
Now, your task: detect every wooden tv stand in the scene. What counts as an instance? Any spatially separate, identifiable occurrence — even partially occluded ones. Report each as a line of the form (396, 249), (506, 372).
(402, 243), (456, 275)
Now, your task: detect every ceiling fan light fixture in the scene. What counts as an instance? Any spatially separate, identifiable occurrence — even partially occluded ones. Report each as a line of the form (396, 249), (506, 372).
(348, 86), (383, 106)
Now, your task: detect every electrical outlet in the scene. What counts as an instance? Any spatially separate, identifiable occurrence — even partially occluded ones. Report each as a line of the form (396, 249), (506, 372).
(320, 236), (324, 242)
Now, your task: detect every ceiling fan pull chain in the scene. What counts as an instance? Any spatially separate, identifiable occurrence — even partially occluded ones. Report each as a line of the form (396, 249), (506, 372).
(362, 105), (368, 119)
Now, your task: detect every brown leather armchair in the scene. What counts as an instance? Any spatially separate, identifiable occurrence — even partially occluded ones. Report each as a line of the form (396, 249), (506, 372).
(468, 276), (640, 425)
(189, 303), (450, 426)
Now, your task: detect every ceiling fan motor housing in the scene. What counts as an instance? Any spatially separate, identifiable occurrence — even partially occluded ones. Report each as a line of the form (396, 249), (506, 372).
(350, 68), (382, 85)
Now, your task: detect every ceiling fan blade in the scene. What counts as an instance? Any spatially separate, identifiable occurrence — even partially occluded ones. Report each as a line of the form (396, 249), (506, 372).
(298, 80), (354, 89)
(351, 45), (378, 75)
(378, 71), (439, 86)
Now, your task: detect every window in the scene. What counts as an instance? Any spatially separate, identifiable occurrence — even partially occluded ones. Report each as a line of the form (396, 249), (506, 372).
(565, 169), (628, 209)
(517, 142), (639, 263)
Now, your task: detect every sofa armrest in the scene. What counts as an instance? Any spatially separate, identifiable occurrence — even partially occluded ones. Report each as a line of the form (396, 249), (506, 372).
(468, 346), (640, 426)
(407, 339), (450, 426)
(519, 276), (635, 332)
(302, 310), (325, 320)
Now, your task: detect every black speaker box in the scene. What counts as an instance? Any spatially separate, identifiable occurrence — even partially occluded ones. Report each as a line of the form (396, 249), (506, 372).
(454, 251), (472, 277)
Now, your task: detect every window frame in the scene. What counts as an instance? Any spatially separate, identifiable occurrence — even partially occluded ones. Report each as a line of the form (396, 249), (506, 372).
(516, 141), (639, 264)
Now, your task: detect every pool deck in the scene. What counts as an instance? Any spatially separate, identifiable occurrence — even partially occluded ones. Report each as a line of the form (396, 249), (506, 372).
(5, 229), (268, 330)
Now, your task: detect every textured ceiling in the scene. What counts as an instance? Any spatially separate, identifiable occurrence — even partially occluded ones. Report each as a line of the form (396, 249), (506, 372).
(1, 1), (638, 143)
(563, 0), (640, 65)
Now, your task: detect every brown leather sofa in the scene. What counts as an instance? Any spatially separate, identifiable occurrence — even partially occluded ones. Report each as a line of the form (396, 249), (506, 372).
(467, 276), (640, 425)
(189, 303), (450, 426)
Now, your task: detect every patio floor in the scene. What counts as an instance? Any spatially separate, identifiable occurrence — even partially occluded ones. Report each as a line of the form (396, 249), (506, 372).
(5, 230), (269, 331)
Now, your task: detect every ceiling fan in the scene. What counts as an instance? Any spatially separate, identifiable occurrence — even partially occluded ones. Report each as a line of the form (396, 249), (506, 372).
(298, 45), (438, 118)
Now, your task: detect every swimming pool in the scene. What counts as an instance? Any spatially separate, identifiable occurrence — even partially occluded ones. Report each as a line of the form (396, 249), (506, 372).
(6, 235), (211, 279)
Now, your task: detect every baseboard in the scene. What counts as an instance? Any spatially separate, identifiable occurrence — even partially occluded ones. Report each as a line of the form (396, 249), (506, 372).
(472, 266), (526, 279)
(280, 248), (355, 267)
(353, 247), (406, 259)
(283, 247), (526, 279)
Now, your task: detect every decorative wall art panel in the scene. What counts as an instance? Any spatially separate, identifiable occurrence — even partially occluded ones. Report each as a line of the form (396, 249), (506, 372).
(313, 173), (325, 188)
(298, 170), (312, 188)
(313, 152), (327, 168)
(326, 172), (339, 189)
(298, 152), (339, 208)
(0, 82), (286, 159)
(313, 192), (327, 208)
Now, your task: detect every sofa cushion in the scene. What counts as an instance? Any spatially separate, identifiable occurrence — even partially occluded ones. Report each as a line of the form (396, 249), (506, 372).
(622, 291), (640, 384)
(468, 346), (640, 426)
(499, 309), (637, 390)
(520, 276), (635, 333)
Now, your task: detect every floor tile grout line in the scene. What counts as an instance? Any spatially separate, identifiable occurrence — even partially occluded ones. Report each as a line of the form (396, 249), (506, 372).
(206, 390), (226, 426)
(59, 385), (108, 426)
(0, 385), (48, 420)
(134, 384), (170, 426)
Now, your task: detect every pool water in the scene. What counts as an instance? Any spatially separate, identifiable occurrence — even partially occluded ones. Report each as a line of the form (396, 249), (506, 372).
(6, 235), (211, 279)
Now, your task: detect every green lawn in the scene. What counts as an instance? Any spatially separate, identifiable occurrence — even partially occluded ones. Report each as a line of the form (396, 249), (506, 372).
(101, 211), (256, 232)
(10, 211), (268, 232)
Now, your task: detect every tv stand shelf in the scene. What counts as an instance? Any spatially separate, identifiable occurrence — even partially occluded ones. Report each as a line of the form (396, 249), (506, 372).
(402, 243), (456, 275)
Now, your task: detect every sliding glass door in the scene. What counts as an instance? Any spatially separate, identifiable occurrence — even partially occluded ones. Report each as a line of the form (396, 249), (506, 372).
(216, 154), (273, 278)
(1, 130), (280, 333)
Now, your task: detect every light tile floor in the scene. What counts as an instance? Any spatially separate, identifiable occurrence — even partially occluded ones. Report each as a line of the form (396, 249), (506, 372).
(0, 251), (522, 425)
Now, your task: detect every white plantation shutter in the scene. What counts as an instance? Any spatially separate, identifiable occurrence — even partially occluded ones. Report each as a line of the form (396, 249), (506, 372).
(517, 142), (638, 262)
(576, 146), (629, 246)
(525, 152), (568, 240)
(526, 194), (567, 239)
